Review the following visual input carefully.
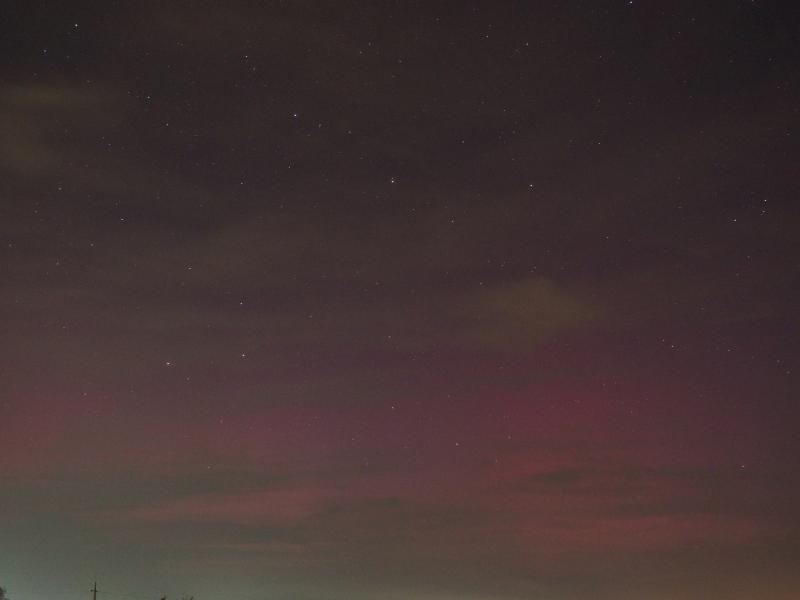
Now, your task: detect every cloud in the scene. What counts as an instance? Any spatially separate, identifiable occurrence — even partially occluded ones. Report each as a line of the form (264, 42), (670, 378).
(518, 466), (595, 486)
(116, 488), (322, 525)
(0, 83), (118, 174)
(456, 278), (600, 349)
(489, 460), (790, 557)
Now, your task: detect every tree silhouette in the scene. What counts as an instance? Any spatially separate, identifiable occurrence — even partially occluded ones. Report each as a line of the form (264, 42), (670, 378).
(0, 586), (9, 600)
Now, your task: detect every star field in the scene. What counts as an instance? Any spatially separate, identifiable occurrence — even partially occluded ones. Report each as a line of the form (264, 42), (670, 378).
(1, 2), (799, 600)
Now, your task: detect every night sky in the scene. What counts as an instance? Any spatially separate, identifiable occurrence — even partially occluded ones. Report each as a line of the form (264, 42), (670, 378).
(2, 2), (799, 599)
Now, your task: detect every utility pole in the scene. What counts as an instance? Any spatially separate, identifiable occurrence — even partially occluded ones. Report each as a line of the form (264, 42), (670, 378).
(91, 582), (98, 600)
